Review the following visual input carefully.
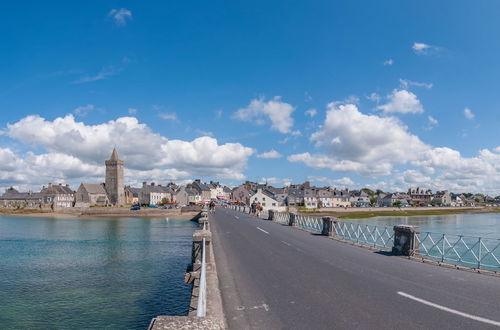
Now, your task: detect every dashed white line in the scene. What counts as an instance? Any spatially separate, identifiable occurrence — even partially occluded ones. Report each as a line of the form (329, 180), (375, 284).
(281, 240), (292, 246)
(256, 227), (269, 234)
(397, 291), (500, 327)
(234, 216), (239, 219)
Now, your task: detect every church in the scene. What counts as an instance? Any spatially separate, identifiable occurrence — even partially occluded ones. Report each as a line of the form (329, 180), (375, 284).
(74, 148), (126, 207)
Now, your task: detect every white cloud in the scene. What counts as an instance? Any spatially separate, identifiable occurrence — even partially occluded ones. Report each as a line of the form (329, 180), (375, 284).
(257, 149), (282, 159)
(308, 175), (355, 187)
(464, 107), (475, 120)
(399, 79), (433, 89)
(289, 103), (428, 177)
(74, 104), (95, 116)
(384, 59), (394, 66)
(109, 8), (132, 26)
(377, 89), (424, 114)
(259, 177), (292, 187)
(305, 108), (317, 118)
(4, 114), (255, 185)
(73, 65), (122, 84)
(412, 42), (441, 55)
(234, 96), (295, 134)
(128, 108), (137, 115)
(159, 112), (178, 121)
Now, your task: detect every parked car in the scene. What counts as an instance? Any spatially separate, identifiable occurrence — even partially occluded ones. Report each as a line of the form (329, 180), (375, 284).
(130, 205), (140, 211)
(149, 204), (158, 208)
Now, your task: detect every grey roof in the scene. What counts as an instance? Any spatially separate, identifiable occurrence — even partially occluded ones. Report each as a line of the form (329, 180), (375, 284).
(142, 185), (173, 194)
(0, 191), (43, 201)
(185, 188), (199, 196)
(128, 187), (142, 197)
(192, 181), (211, 191)
(40, 184), (74, 195)
(81, 183), (107, 195)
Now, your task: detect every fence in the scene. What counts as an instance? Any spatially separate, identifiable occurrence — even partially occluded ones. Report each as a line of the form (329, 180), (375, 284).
(196, 237), (207, 317)
(228, 205), (500, 271)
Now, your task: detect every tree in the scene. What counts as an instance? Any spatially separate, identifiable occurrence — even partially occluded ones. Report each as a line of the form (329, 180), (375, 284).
(161, 197), (170, 204)
(361, 188), (375, 196)
(393, 200), (402, 208)
(370, 197), (378, 207)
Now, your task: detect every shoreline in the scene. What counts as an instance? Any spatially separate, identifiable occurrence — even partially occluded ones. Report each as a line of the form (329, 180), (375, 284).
(0, 209), (200, 220)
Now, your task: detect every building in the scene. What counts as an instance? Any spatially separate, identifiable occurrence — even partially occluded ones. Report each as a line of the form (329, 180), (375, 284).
(175, 186), (201, 206)
(304, 188), (318, 209)
(40, 183), (74, 209)
(432, 191), (451, 206)
(140, 182), (174, 205)
(125, 186), (141, 204)
(349, 190), (371, 207)
(249, 188), (285, 211)
(379, 193), (409, 207)
(408, 187), (433, 205)
(74, 183), (109, 207)
(0, 188), (43, 209)
(231, 184), (252, 204)
(191, 180), (212, 202)
(105, 148), (125, 206)
(286, 188), (304, 207)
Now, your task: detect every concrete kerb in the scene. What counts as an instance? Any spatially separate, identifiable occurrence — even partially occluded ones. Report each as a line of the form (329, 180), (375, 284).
(150, 208), (227, 330)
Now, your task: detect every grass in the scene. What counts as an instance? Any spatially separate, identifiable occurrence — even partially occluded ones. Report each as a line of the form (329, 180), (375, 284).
(298, 207), (500, 220)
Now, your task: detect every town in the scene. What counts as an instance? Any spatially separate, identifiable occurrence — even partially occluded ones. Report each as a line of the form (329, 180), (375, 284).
(0, 149), (498, 212)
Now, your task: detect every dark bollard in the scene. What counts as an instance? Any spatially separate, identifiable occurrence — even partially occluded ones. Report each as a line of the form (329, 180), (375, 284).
(322, 217), (334, 236)
(289, 213), (297, 226)
(268, 210), (275, 221)
(392, 225), (419, 256)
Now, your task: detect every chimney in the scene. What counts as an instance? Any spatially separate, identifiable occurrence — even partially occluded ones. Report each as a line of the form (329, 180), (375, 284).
(151, 182), (155, 186)
(143, 182), (147, 187)
(48, 183), (52, 188)
(66, 184), (69, 187)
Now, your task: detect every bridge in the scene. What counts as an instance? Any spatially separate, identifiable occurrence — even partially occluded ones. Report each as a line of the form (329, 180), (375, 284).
(211, 207), (500, 329)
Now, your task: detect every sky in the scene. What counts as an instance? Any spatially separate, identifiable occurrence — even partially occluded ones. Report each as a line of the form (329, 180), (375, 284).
(1, 1), (500, 195)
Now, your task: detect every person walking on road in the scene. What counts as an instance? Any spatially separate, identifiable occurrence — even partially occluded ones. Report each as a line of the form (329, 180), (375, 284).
(251, 201), (257, 215)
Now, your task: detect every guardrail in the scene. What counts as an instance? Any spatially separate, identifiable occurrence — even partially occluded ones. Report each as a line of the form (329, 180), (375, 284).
(416, 232), (500, 271)
(228, 205), (500, 271)
(196, 237), (207, 317)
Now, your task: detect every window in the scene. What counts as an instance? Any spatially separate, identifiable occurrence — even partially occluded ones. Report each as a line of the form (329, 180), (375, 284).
(263, 197), (266, 201)
(272, 203), (276, 206)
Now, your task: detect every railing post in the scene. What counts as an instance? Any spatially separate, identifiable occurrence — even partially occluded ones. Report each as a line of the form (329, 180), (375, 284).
(441, 233), (445, 262)
(322, 217), (334, 236)
(289, 213), (297, 227)
(478, 237), (482, 269)
(392, 225), (419, 256)
(268, 210), (274, 221)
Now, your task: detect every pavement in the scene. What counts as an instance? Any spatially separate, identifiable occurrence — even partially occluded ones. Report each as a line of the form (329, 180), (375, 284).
(211, 207), (500, 330)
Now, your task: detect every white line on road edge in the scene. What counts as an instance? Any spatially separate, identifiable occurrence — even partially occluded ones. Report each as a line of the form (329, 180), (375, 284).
(256, 227), (269, 235)
(397, 291), (500, 327)
(235, 216), (239, 219)
(281, 241), (291, 246)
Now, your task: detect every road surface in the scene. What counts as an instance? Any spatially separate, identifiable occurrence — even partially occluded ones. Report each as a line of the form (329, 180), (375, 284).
(212, 207), (500, 329)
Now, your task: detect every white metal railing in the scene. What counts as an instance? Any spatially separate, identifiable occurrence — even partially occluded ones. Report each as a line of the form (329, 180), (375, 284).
(197, 237), (207, 317)
(274, 212), (290, 225)
(416, 232), (500, 270)
(331, 221), (395, 250)
(295, 215), (323, 233)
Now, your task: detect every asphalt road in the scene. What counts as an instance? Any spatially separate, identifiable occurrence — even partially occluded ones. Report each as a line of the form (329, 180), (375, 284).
(211, 207), (500, 330)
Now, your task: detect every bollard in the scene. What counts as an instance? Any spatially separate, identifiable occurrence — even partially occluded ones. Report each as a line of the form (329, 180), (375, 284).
(268, 210), (275, 221)
(392, 225), (419, 256)
(322, 217), (334, 236)
(289, 213), (297, 226)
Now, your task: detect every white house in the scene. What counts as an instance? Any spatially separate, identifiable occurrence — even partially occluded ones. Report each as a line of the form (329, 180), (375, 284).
(304, 188), (318, 209)
(249, 188), (286, 211)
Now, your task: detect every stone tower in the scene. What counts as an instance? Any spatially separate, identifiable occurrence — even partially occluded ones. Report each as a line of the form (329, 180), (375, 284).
(105, 148), (125, 206)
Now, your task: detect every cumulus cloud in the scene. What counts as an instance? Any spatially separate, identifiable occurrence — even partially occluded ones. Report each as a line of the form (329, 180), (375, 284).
(464, 107), (475, 120)
(234, 96), (295, 134)
(128, 108), (137, 115)
(308, 175), (355, 187)
(427, 116), (438, 129)
(74, 104), (95, 116)
(257, 149), (282, 159)
(305, 108), (317, 118)
(367, 92), (381, 103)
(259, 177), (292, 187)
(109, 8), (132, 26)
(289, 103), (428, 177)
(384, 59), (394, 66)
(377, 89), (424, 114)
(4, 114), (255, 188)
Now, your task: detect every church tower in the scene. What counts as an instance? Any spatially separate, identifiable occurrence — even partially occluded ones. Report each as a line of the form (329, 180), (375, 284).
(105, 148), (125, 206)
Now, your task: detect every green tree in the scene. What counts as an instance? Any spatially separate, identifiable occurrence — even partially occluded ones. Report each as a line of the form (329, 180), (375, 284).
(369, 197), (378, 206)
(393, 200), (402, 208)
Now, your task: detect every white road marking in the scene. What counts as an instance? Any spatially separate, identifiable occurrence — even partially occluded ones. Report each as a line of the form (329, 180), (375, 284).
(256, 227), (269, 234)
(397, 291), (500, 327)
(281, 240), (292, 246)
(235, 216), (239, 219)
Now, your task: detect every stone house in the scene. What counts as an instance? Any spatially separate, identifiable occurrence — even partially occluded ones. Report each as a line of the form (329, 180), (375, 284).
(40, 183), (74, 209)
(349, 191), (371, 207)
(408, 187), (433, 205)
(331, 189), (351, 207)
(191, 180), (212, 202)
(74, 183), (109, 207)
(175, 186), (201, 206)
(0, 188), (43, 209)
(222, 186), (232, 200)
(208, 181), (225, 200)
(231, 184), (252, 204)
(286, 188), (304, 207)
(432, 191), (451, 206)
(125, 187), (141, 204)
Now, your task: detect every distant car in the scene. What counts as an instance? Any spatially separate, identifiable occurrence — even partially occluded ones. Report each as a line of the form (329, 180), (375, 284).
(130, 205), (140, 211)
(149, 204), (158, 208)
(162, 205), (171, 209)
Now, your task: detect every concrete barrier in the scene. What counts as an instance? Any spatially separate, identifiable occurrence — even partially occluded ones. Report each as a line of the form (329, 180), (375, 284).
(392, 225), (419, 256)
(322, 217), (334, 236)
(289, 213), (297, 227)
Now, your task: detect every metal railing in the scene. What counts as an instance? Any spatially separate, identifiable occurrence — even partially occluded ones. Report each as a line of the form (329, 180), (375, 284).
(416, 232), (500, 270)
(333, 222), (395, 250)
(295, 215), (323, 233)
(197, 237), (207, 317)
(274, 212), (290, 225)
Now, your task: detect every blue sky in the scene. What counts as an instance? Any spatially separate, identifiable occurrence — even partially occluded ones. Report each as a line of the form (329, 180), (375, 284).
(1, 1), (500, 194)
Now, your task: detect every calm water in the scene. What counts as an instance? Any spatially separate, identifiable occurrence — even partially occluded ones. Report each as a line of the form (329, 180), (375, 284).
(352, 212), (500, 238)
(0, 216), (198, 330)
